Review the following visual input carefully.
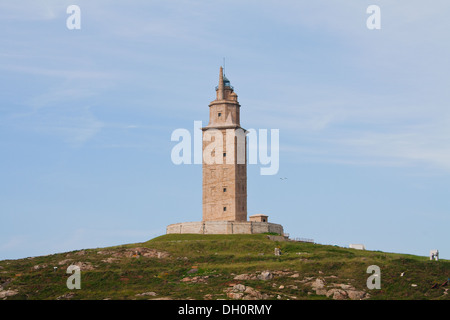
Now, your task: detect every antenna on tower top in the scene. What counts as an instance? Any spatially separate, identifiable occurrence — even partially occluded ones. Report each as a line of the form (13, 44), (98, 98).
(223, 57), (226, 74)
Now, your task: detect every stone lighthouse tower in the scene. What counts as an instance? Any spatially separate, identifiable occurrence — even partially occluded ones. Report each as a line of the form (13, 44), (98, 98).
(201, 67), (247, 222)
(166, 67), (284, 236)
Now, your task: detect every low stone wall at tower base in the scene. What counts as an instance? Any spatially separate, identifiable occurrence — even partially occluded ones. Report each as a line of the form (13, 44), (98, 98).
(166, 221), (284, 236)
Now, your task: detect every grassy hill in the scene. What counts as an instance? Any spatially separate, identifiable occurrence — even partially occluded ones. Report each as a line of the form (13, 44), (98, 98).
(0, 233), (449, 300)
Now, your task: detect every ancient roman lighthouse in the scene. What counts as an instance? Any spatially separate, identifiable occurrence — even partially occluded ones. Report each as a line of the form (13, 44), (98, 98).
(202, 66), (247, 222)
(166, 67), (284, 235)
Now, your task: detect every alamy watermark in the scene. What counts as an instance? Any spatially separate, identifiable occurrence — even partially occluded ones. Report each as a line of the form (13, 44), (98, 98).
(170, 121), (279, 176)
(367, 5), (381, 30)
(66, 5), (81, 30)
(65, 5), (380, 31)
(66, 265), (81, 289)
(366, 265), (381, 289)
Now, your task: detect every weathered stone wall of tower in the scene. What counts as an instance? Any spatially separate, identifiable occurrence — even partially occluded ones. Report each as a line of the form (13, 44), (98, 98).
(202, 67), (247, 222)
(166, 67), (285, 236)
(167, 221), (284, 235)
(202, 129), (247, 222)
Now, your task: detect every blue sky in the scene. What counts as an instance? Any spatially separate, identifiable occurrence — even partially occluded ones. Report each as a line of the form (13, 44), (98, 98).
(1, 0), (449, 260)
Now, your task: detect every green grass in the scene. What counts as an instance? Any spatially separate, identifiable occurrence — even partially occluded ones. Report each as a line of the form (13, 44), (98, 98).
(0, 234), (448, 300)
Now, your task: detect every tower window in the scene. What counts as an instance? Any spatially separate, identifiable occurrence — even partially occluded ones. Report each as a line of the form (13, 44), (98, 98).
(218, 112), (222, 117)
(223, 152), (226, 157)
(223, 206), (227, 212)
(223, 187), (227, 192)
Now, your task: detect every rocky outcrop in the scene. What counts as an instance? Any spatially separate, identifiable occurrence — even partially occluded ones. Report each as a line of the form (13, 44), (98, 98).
(71, 261), (95, 270)
(258, 271), (273, 281)
(58, 259), (72, 265)
(180, 276), (209, 283)
(136, 292), (157, 297)
(225, 284), (271, 300)
(32, 264), (48, 270)
(0, 289), (18, 299)
(326, 288), (348, 300)
(98, 247), (170, 259)
(347, 290), (368, 300)
(233, 270), (274, 281)
(56, 293), (75, 300)
(311, 278), (327, 295)
(307, 277), (368, 300)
